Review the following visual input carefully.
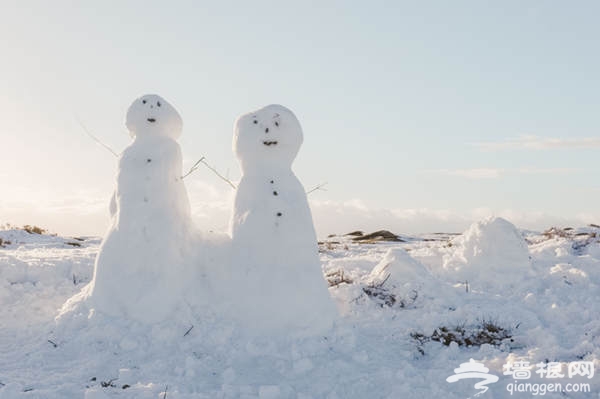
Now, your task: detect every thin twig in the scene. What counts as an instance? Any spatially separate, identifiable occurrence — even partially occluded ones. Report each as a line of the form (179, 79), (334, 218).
(181, 157), (205, 179)
(75, 117), (119, 158)
(47, 339), (58, 348)
(306, 182), (328, 195)
(200, 159), (237, 189)
(163, 385), (168, 399)
(183, 325), (194, 337)
(379, 273), (391, 287)
(182, 156), (237, 189)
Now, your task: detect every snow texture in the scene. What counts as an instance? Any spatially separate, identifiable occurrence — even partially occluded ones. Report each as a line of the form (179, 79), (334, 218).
(228, 104), (337, 334)
(80, 95), (194, 323)
(1, 223), (599, 398)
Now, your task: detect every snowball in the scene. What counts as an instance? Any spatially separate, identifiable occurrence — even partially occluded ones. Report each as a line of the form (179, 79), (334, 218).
(233, 104), (303, 172)
(126, 94), (183, 140)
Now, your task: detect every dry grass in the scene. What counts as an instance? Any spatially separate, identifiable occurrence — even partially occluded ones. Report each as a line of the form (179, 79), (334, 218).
(411, 318), (514, 354)
(22, 225), (46, 235)
(325, 269), (353, 287)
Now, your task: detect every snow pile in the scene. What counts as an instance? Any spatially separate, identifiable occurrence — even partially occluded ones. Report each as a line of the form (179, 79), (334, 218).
(227, 104), (337, 334)
(0, 232), (97, 332)
(79, 94), (195, 323)
(443, 217), (532, 292)
(366, 248), (440, 308)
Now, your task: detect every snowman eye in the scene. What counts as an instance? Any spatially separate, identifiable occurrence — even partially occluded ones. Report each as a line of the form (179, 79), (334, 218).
(157, 101), (161, 107)
(253, 120), (258, 124)
(142, 100), (147, 104)
(275, 121), (279, 127)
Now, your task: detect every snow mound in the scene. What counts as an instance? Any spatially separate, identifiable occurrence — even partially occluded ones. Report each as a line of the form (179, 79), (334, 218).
(443, 217), (532, 292)
(366, 248), (439, 307)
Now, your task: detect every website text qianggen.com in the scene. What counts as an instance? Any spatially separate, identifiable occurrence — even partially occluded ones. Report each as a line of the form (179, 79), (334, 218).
(506, 381), (591, 396)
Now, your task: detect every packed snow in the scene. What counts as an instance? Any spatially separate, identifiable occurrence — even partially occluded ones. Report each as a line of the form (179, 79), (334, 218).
(1, 219), (599, 398)
(73, 94), (195, 324)
(227, 104), (336, 334)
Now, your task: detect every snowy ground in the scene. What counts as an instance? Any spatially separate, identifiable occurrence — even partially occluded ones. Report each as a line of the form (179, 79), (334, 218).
(1, 223), (599, 398)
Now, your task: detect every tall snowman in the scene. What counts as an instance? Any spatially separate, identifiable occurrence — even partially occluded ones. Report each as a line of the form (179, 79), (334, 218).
(88, 94), (193, 323)
(229, 104), (336, 334)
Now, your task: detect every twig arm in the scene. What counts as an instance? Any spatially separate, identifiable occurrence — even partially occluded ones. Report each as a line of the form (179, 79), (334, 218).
(181, 156), (237, 190)
(306, 182), (328, 195)
(75, 117), (119, 158)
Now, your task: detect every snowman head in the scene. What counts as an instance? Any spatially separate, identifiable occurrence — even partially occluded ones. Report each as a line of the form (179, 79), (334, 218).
(126, 94), (183, 140)
(233, 104), (303, 172)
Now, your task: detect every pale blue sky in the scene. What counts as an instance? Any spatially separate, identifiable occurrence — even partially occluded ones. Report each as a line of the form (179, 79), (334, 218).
(1, 1), (599, 236)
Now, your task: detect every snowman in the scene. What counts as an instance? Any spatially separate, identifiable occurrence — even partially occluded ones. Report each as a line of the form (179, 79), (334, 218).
(229, 104), (336, 334)
(88, 94), (193, 323)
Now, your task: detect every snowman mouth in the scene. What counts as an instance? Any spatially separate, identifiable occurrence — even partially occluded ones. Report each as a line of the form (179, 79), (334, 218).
(263, 140), (278, 146)
(147, 118), (156, 123)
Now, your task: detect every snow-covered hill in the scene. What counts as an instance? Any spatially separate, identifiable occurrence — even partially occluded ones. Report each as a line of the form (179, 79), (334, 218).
(1, 220), (599, 398)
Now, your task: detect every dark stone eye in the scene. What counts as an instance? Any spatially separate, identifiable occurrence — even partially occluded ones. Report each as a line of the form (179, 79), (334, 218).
(275, 122), (279, 127)
(157, 101), (161, 107)
(253, 120), (258, 124)
(142, 100), (147, 104)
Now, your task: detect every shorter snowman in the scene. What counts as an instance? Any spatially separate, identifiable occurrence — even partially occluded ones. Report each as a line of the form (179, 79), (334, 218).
(88, 94), (193, 323)
(229, 104), (336, 334)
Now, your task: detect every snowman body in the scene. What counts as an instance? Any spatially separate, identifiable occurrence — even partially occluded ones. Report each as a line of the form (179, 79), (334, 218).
(229, 104), (336, 333)
(89, 94), (192, 323)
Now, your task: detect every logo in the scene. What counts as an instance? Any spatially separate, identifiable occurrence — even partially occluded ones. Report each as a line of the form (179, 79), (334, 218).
(446, 359), (499, 397)
(447, 358), (594, 397)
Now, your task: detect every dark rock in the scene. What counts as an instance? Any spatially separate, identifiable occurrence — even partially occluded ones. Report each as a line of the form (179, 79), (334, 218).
(352, 230), (404, 242)
(345, 231), (364, 237)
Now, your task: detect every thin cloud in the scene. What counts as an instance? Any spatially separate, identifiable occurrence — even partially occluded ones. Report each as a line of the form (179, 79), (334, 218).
(309, 200), (600, 236)
(3, 189), (598, 237)
(472, 135), (600, 151)
(425, 167), (581, 180)
(427, 168), (504, 179)
(515, 167), (582, 174)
